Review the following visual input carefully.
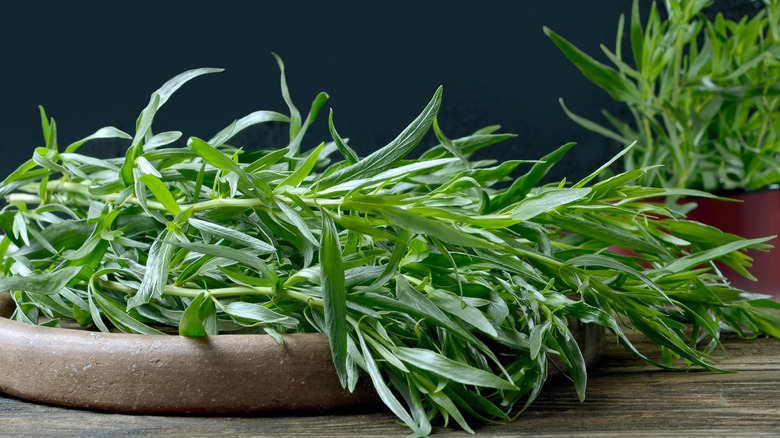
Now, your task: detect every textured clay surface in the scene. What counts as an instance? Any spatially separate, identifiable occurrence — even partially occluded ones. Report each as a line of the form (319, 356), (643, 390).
(0, 301), (604, 415)
(0, 315), (379, 414)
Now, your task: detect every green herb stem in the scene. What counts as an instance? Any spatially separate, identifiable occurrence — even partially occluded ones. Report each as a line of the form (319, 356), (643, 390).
(99, 278), (284, 300)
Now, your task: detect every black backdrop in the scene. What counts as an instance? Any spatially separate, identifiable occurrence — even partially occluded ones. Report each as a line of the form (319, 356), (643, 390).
(1, 2), (648, 184)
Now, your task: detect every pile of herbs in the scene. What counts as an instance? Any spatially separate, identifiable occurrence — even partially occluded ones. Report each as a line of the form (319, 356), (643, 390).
(1, 59), (779, 436)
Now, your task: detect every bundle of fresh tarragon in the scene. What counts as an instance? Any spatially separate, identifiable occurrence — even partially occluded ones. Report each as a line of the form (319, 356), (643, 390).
(1, 56), (778, 435)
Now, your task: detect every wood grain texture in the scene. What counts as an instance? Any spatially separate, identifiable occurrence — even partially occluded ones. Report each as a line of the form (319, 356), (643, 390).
(1, 331), (778, 437)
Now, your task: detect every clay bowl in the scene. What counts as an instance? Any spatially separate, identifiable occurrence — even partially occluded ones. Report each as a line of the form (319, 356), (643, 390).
(0, 291), (605, 415)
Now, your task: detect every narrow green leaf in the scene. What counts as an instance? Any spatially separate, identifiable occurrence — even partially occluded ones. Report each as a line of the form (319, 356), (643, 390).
(364, 230), (412, 291)
(179, 291), (218, 337)
(422, 381), (475, 434)
(466, 160), (527, 186)
(491, 142), (576, 211)
(353, 328), (422, 435)
(1, 159), (39, 185)
(65, 127), (132, 153)
(93, 289), (166, 335)
(574, 142), (636, 188)
(658, 236), (776, 277)
(529, 322), (548, 360)
(131, 93), (161, 150)
(44, 114), (57, 151)
(316, 86), (443, 189)
(287, 92), (330, 157)
(387, 374), (433, 435)
(271, 52), (302, 140)
(38, 105), (50, 143)
(447, 385), (511, 422)
(246, 148), (290, 173)
(543, 214), (665, 255)
(552, 323), (588, 402)
(208, 110), (291, 147)
(163, 239), (275, 279)
(61, 229), (102, 261)
(32, 147), (68, 175)
(382, 206), (498, 250)
(320, 213), (348, 388)
(512, 188), (591, 220)
(224, 301), (298, 327)
(630, 0), (644, 70)
(395, 347), (518, 390)
(544, 26), (638, 102)
(363, 334), (409, 373)
(559, 98), (629, 144)
(0, 266), (82, 296)
(432, 117), (469, 164)
(427, 289), (498, 337)
(275, 200), (319, 246)
(121, 93), (160, 186)
(275, 142), (325, 191)
(138, 174), (181, 215)
(592, 168), (648, 196)
(128, 231), (175, 308)
(188, 218), (275, 254)
(393, 276), (491, 353)
(155, 67), (224, 107)
(318, 158), (458, 196)
(420, 130), (517, 160)
(142, 131), (183, 151)
(328, 109), (359, 164)
(188, 137), (268, 197)
(566, 254), (666, 298)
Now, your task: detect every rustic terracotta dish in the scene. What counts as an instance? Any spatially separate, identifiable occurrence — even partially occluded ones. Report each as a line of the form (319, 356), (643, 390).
(0, 292), (605, 415)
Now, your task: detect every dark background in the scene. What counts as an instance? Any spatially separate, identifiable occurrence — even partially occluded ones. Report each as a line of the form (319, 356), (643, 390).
(0, 1), (665, 184)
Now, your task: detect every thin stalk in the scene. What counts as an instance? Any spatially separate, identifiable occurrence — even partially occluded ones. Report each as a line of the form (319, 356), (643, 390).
(13, 180), (269, 213)
(97, 278), (309, 300)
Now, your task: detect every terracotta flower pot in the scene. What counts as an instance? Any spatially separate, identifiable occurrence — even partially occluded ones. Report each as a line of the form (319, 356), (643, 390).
(0, 292), (605, 415)
(608, 189), (780, 297)
(684, 187), (780, 297)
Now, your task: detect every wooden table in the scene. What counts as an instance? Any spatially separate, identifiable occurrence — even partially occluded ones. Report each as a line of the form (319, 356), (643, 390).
(1, 332), (778, 437)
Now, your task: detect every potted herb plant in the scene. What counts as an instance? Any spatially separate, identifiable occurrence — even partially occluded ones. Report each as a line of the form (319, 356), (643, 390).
(544, 0), (780, 295)
(0, 55), (779, 435)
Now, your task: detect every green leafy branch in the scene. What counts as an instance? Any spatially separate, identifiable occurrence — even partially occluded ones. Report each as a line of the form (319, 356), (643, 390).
(0, 58), (779, 436)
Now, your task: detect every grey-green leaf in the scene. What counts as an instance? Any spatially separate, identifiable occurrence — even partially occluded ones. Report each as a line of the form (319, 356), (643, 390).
(224, 301), (298, 327)
(188, 218), (276, 254)
(209, 110), (291, 147)
(0, 266), (82, 296)
(128, 231), (175, 308)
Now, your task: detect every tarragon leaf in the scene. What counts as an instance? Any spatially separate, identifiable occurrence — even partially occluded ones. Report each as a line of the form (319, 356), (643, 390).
(179, 291), (218, 337)
(316, 86), (442, 189)
(320, 213), (348, 387)
(0, 266), (83, 296)
(395, 347), (518, 390)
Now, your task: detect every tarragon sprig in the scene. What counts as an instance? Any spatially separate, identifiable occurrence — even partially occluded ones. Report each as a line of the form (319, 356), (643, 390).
(1, 58), (778, 436)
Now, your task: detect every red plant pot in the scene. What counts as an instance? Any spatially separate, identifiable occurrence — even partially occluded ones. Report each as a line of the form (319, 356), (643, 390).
(684, 187), (780, 297)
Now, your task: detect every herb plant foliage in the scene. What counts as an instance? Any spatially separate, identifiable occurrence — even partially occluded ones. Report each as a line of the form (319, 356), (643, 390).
(546, 0), (780, 192)
(1, 58), (779, 435)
